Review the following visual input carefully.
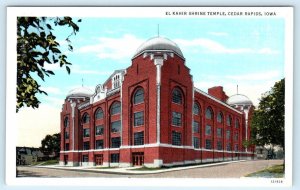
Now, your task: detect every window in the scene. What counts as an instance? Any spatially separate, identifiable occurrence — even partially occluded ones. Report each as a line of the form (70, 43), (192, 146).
(95, 140), (104, 149)
(134, 132), (144, 145)
(95, 108), (104, 120)
(172, 88), (182, 104)
(64, 117), (69, 128)
(82, 113), (90, 124)
(83, 142), (90, 150)
(65, 132), (69, 139)
(193, 103), (200, 115)
(133, 88), (144, 104)
(226, 130), (231, 139)
(234, 144), (239, 151)
(193, 137), (200, 148)
(205, 107), (213, 119)
(205, 125), (212, 135)
(193, 121), (200, 133)
(134, 111), (144, 126)
(235, 119), (240, 128)
(226, 143), (231, 151)
(65, 143), (69, 151)
(110, 102), (121, 115)
(82, 155), (88, 162)
(95, 125), (104, 136)
(83, 128), (90, 137)
(217, 112), (223, 123)
(111, 137), (121, 148)
(172, 131), (181, 146)
(111, 120), (121, 133)
(205, 139), (212, 149)
(217, 128), (222, 137)
(113, 74), (120, 89)
(110, 153), (119, 163)
(227, 115), (232, 126)
(172, 112), (182, 126)
(217, 141), (222, 150)
(234, 132), (239, 141)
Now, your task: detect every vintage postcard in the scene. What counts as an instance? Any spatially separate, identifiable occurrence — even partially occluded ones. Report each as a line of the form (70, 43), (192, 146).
(6, 7), (293, 187)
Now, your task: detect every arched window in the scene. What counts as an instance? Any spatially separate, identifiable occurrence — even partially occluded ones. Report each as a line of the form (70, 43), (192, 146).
(133, 88), (144, 104)
(205, 107), (213, 120)
(227, 115), (232, 126)
(235, 119), (240, 128)
(82, 113), (90, 124)
(110, 102), (121, 115)
(172, 88), (182, 104)
(95, 108), (104, 120)
(64, 117), (69, 128)
(193, 102), (200, 115)
(217, 112), (223, 123)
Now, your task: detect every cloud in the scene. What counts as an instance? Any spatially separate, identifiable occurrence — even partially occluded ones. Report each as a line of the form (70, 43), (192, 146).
(208, 32), (229, 37)
(224, 70), (280, 81)
(175, 38), (278, 55)
(77, 34), (144, 60)
(40, 86), (62, 95)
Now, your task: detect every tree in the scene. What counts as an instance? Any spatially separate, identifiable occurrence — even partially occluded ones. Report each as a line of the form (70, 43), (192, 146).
(17, 17), (81, 112)
(40, 133), (61, 157)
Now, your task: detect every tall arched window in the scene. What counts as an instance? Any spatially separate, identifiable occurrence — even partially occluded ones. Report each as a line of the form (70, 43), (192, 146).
(227, 115), (232, 126)
(193, 102), (200, 115)
(172, 88), (182, 104)
(205, 107), (213, 120)
(217, 112), (223, 123)
(64, 117), (69, 128)
(133, 88), (144, 104)
(235, 118), (240, 128)
(95, 108), (104, 120)
(82, 113), (90, 124)
(110, 102), (121, 115)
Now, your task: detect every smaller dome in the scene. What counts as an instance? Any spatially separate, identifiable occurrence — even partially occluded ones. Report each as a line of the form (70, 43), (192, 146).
(67, 86), (93, 98)
(227, 94), (253, 106)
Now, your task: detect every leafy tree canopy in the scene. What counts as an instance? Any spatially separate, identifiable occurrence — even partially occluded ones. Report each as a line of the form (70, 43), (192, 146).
(17, 17), (81, 112)
(40, 133), (61, 155)
(251, 78), (285, 148)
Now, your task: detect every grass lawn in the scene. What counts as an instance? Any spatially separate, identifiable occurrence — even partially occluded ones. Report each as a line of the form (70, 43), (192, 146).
(245, 164), (284, 178)
(31, 159), (59, 166)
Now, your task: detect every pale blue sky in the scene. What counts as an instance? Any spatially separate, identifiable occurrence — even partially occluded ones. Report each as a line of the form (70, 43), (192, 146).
(18, 17), (285, 147)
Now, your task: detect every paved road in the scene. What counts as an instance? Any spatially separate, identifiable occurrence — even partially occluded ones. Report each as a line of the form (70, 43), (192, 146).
(17, 160), (283, 178)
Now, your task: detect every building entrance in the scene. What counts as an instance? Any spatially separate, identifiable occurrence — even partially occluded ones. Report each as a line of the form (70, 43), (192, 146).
(132, 152), (144, 166)
(64, 155), (68, 165)
(95, 154), (103, 165)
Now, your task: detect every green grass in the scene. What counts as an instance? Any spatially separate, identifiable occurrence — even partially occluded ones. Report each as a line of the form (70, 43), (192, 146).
(245, 164), (284, 178)
(31, 159), (59, 166)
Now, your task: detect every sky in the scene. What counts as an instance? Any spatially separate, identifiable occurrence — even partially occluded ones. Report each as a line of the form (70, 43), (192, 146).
(16, 17), (285, 147)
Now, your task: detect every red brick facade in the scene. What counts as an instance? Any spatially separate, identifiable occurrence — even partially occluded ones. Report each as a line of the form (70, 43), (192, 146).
(59, 37), (255, 167)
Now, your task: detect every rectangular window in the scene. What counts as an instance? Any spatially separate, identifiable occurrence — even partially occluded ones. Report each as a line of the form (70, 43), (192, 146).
(193, 121), (200, 133)
(82, 155), (88, 162)
(111, 137), (121, 148)
(172, 112), (182, 126)
(65, 143), (69, 151)
(217, 128), (222, 137)
(134, 131), (144, 145)
(217, 141), (222, 150)
(110, 153), (119, 163)
(65, 132), (69, 139)
(172, 131), (181, 146)
(226, 130), (231, 139)
(226, 143), (231, 151)
(234, 144), (239, 151)
(205, 139), (212, 149)
(83, 141), (90, 150)
(235, 133), (239, 141)
(134, 111), (144, 126)
(193, 137), (200, 148)
(95, 140), (104, 149)
(83, 128), (90, 137)
(205, 125), (212, 135)
(111, 120), (121, 133)
(95, 125), (104, 135)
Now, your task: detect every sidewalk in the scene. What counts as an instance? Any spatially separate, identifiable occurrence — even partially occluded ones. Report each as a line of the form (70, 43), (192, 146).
(35, 160), (246, 175)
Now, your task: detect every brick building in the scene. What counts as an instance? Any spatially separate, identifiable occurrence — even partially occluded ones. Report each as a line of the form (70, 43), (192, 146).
(59, 36), (255, 167)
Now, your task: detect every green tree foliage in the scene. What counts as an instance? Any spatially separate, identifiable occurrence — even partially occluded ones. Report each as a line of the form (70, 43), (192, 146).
(251, 79), (285, 148)
(40, 133), (61, 156)
(17, 17), (81, 112)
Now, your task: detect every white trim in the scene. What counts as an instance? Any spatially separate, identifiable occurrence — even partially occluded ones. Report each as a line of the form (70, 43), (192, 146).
(194, 87), (243, 114)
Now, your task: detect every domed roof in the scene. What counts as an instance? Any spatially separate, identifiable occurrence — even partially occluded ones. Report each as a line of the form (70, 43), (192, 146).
(133, 36), (184, 58)
(67, 86), (93, 98)
(227, 94), (253, 106)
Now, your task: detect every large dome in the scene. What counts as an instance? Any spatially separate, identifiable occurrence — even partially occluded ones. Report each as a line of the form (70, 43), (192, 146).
(227, 94), (253, 106)
(67, 86), (93, 98)
(133, 36), (184, 58)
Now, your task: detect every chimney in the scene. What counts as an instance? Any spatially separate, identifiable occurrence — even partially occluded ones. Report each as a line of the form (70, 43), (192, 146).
(208, 86), (228, 102)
